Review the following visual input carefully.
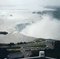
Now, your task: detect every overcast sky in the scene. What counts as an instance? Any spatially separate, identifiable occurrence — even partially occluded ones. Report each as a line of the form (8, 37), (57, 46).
(0, 0), (60, 10)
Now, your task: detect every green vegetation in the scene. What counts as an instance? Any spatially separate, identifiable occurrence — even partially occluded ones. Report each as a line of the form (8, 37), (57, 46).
(30, 44), (46, 47)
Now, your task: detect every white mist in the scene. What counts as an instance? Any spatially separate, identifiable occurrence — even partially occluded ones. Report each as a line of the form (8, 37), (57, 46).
(21, 14), (60, 40)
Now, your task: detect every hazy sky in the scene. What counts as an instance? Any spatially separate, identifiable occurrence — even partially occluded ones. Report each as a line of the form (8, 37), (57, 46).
(0, 0), (60, 10)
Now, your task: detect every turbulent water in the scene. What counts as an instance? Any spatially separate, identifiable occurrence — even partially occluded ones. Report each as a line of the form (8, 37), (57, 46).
(0, 7), (60, 43)
(0, 10), (40, 43)
(21, 8), (60, 40)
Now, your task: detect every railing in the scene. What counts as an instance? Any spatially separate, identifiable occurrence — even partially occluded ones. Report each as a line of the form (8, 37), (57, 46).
(21, 56), (56, 59)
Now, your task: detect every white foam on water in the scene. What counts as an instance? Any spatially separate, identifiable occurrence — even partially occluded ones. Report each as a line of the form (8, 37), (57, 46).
(21, 14), (60, 40)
